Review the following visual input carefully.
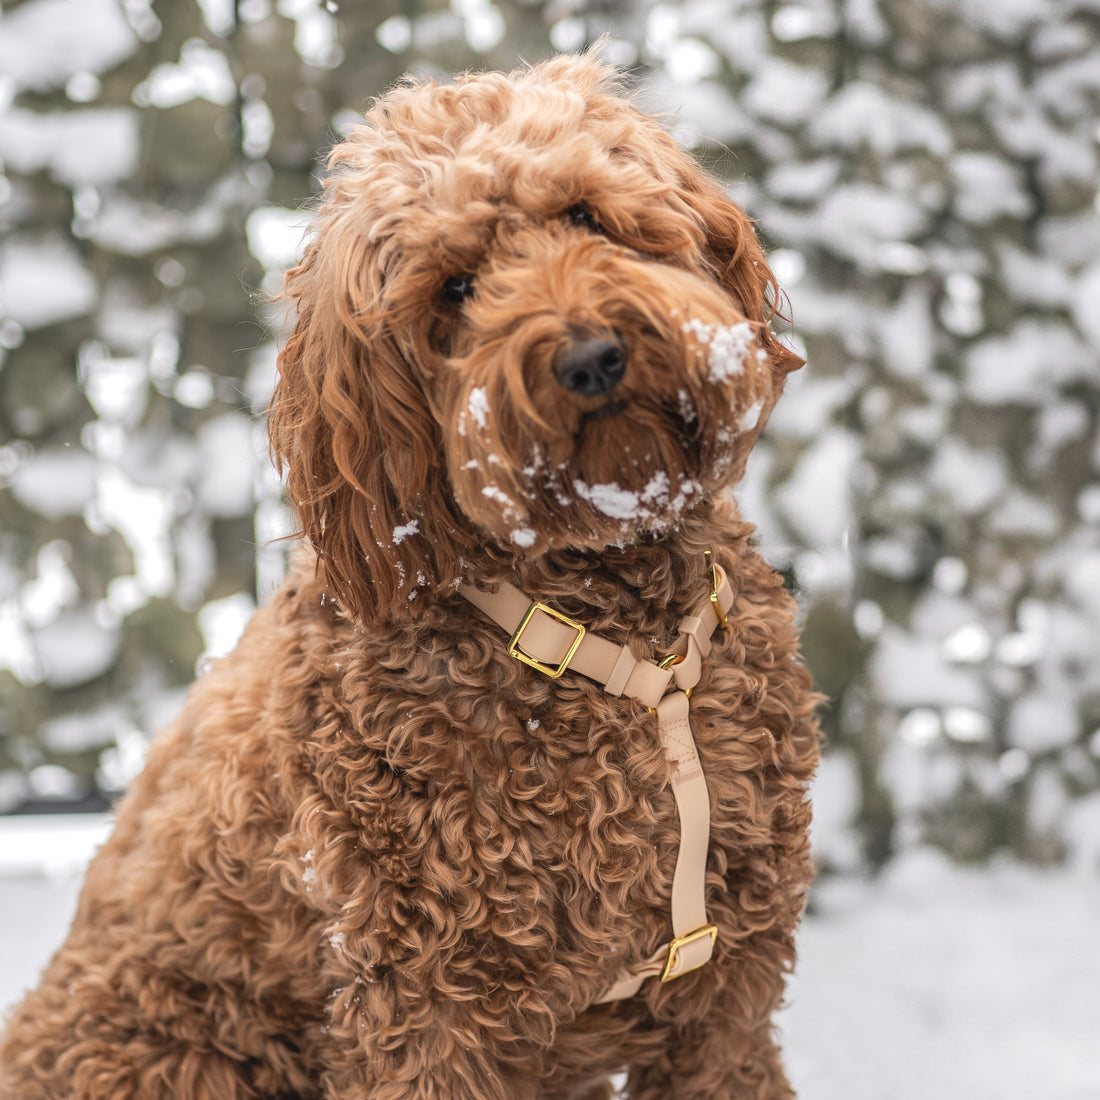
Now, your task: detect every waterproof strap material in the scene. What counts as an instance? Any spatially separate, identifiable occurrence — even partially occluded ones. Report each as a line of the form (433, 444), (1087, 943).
(458, 560), (734, 1002)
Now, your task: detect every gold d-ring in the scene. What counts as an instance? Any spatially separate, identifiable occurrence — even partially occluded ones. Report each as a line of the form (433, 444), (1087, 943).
(704, 550), (728, 630)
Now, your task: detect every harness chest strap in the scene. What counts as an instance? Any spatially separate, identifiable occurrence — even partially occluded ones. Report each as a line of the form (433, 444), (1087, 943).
(458, 562), (734, 1001)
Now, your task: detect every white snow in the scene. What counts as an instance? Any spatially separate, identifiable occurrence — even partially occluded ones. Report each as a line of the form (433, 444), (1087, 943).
(453, 0), (505, 54)
(742, 57), (830, 127)
(643, 76), (755, 148)
(988, 489), (1061, 538)
(1007, 691), (1081, 754)
(467, 387), (490, 431)
(197, 592), (255, 664)
(950, 152), (1031, 224)
(79, 347), (149, 425)
(278, 0), (341, 67)
(548, 17), (585, 53)
(482, 485), (517, 510)
(573, 473), (699, 524)
(0, 601), (39, 685)
(1039, 211), (1100, 269)
(18, 542), (79, 628)
(772, 5), (837, 43)
(375, 15), (413, 53)
(943, 706), (993, 744)
(245, 206), (309, 272)
(0, 108), (140, 187)
(39, 705), (127, 754)
(90, 195), (225, 258)
(685, 5), (767, 73)
(941, 623), (992, 665)
(1032, 401), (1090, 467)
(997, 244), (1074, 309)
(955, 0), (1065, 39)
(875, 282), (934, 378)
(1070, 259), (1100, 352)
(780, 850), (1100, 1100)
(195, 414), (257, 518)
(928, 439), (1009, 515)
(90, 468), (176, 601)
(766, 158), (841, 203)
(809, 82), (952, 157)
(737, 397), (765, 434)
(196, 0), (235, 36)
(0, 816), (112, 878)
(32, 608), (120, 690)
(662, 38), (721, 85)
(391, 520), (419, 545)
(964, 320), (1094, 405)
(0, 238), (96, 330)
(174, 371), (215, 413)
(808, 750), (862, 872)
(766, 373), (854, 441)
(680, 318), (755, 382)
(0, 0), (137, 93)
(1064, 551), (1100, 620)
(774, 429), (857, 547)
(871, 624), (986, 710)
(133, 38), (237, 109)
(812, 184), (931, 264)
(573, 480), (642, 521)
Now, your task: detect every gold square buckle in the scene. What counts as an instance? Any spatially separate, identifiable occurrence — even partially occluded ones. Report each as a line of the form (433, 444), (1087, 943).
(507, 602), (586, 679)
(660, 924), (718, 982)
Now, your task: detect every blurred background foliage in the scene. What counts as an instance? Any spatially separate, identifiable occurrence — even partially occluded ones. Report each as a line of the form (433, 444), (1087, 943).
(0, 0), (1098, 872)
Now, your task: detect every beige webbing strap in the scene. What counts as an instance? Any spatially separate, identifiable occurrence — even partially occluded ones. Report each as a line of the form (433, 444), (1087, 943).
(458, 558), (734, 1002)
(458, 583), (676, 708)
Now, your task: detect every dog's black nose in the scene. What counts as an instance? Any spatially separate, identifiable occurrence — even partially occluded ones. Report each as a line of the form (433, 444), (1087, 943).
(554, 336), (627, 396)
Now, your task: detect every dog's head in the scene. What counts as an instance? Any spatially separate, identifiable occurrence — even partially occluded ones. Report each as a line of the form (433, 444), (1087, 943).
(270, 52), (801, 623)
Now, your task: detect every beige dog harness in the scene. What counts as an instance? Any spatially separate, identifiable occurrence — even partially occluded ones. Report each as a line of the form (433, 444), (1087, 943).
(460, 553), (734, 1001)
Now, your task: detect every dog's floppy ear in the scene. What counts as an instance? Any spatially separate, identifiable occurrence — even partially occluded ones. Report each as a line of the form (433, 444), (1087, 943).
(269, 230), (466, 625)
(674, 162), (804, 478)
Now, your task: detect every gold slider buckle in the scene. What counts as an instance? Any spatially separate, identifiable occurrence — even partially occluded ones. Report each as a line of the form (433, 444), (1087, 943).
(508, 601), (586, 679)
(660, 924), (718, 982)
(704, 550), (728, 630)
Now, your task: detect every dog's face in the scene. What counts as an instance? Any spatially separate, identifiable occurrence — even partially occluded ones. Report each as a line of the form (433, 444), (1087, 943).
(271, 54), (801, 622)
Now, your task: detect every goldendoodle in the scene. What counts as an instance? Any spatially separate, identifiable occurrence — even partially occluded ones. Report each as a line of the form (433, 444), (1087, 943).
(1, 52), (820, 1100)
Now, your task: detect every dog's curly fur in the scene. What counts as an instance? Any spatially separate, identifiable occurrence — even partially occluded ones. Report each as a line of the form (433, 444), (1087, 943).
(1, 54), (820, 1100)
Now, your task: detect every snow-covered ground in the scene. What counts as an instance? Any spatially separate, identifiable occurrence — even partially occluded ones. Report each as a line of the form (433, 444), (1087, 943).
(1, 816), (1097, 1098)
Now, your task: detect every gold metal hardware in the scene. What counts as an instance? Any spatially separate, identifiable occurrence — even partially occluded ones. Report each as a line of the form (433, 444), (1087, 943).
(704, 550), (728, 630)
(660, 924), (718, 982)
(645, 685), (692, 717)
(507, 601), (586, 679)
(658, 652), (685, 670)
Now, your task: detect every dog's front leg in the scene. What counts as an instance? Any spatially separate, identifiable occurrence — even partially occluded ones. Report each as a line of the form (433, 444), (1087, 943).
(315, 973), (553, 1100)
(625, 1016), (793, 1100)
(622, 929), (799, 1100)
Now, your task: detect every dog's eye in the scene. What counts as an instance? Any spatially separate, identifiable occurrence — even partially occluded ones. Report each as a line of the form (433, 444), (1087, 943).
(441, 275), (475, 305)
(567, 205), (603, 233)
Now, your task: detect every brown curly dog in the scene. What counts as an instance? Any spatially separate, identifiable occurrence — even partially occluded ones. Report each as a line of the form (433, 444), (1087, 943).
(1, 53), (820, 1100)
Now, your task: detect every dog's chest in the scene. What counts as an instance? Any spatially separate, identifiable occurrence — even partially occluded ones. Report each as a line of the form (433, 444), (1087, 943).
(351, 649), (734, 932)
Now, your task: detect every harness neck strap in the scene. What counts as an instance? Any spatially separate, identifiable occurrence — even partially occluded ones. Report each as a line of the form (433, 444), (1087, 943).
(458, 556), (734, 1001)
